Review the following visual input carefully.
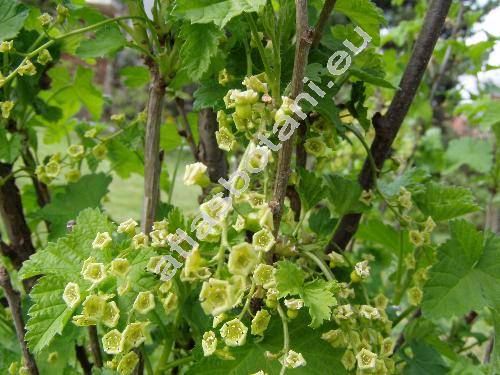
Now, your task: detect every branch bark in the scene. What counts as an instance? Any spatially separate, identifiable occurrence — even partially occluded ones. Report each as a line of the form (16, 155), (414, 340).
(75, 345), (92, 375)
(312, 0), (338, 46)
(328, 0), (453, 251)
(0, 162), (35, 268)
(141, 66), (166, 234)
(87, 326), (103, 368)
(0, 267), (39, 375)
(175, 98), (199, 161)
(197, 108), (228, 183)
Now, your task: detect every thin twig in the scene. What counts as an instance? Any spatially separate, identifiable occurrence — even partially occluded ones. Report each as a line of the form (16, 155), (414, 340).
(87, 326), (103, 368)
(312, 0), (338, 46)
(175, 98), (199, 161)
(0, 267), (39, 375)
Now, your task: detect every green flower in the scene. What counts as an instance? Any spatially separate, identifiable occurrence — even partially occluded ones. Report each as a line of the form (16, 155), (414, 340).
(220, 318), (248, 347)
(409, 230), (424, 247)
(202, 331), (217, 356)
(82, 295), (106, 320)
(121, 322), (148, 350)
(102, 329), (123, 354)
(102, 301), (120, 328)
(228, 243), (258, 276)
(18, 60), (36, 76)
(0, 41), (13, 52)
(72, 314), (96, 326)
(62, 282), (81, 308)
(37, 49), (52, 65)
(218, 68), (231, 86)
(242, 75), (268, 93)
(132, 232), (149, 249)
(216, 127), (236, 151)
(252, 228), (275, 252)
(45, 161), (61, 178)
(65, 169), (81, 183)
(381, 337), (394, 357)
(321, 329), (346, 348)
(133, 292), (155, 314)
(199, 278), (233, 316)
(341, 350), (356, 371)
(253, 264), (275, 289)
(359, 305), (381, 320)
(67, 144), (84, 158)
(0, 101), (14, 118)
(161, 292), (178, 313)
(424, 216), (436, 233)
(117, 351), (139, 375)
(111, 113), (125, 123)
(117, 218), (138, 235)
(282, 350), (306, 369)
(38, 13), (53, 27)
(92, 232), (112, 250)
(181, 246), (211, 281)
(407, 286), (423, 306)
(111, 258), (131, 278)
(397, 187), (412, 209)
(304, 137), (326, 157)
(356, 348), (377, 370)
(354, 260), (370, 279)
(92, 143), (108, 159)
(251, 309), (270, 336)
(82, 262), (106, 284)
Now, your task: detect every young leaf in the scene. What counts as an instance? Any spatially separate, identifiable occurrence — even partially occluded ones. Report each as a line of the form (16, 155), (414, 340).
(180, 23), (223, 82)
(335, 0), (386, 45)
(175, 0), (267, 28)
(444, 136), (493, 174)
(120, 66), (151, 88)
(301, 280), (337, 328)
(275, 261), (305, 298)
(24, 276), (76, 353)
(356, 219), (413, 255)
(422, 220), (500, 319)
(413, 182), (481, 222)
(76, 23), (126, 58)
(309, 207), (337, 237)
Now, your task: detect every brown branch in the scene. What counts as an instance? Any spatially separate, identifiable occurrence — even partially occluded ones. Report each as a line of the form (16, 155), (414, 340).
(175, 98), (199, 161)
(271, 0), (314, 234)
(141, 66), (166, 234)
(197, 108), (228, 183)
(328, 0), (453, 251)
(0, 267), (39, 375)
(87, 326), (103, 368)
(0, 162), (35, 268)
(75, 345), (92, 375)
(312, 0), (338, 46)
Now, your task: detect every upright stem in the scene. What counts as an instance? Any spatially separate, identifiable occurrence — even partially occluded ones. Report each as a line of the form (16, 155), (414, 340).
(175, 98), (198, 161)
(0, 267), (39, 375)
(87, 326), (103, 368)
(141, 66), (166, 234)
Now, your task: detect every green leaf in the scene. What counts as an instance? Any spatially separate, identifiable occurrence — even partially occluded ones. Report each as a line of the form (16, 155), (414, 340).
(34, 173), (112, 239)
(120, 66), (151, 88)
(0, 128), (22, 163)
(175, 0), (267, 28)
(193, 80), (227, 111)
(357, 219), (413, 255)
(301, 280), (337, 328)
(180, 23), (223, 82)
(25, 275), (76, 353)
(350, 66), (397, 89)
(379, 168), (430, 197)
(186, 314), (347, 375)
(324, 174), (367, 215)
(413, 182), (481, 222)
(309, 207), (337, 237)
(0, 0), (29, 41)
(422, 220), (500, 319)
(76, 23), (126, 58)
(73, 66), (104, 119)
(335, 0), (386, 45)
(444, 136), (493, 174)
(297, 169), (324, 211)
(403, 341), (449, 375)
(20, 208), (115, 279)
(275, 261), (305, 298)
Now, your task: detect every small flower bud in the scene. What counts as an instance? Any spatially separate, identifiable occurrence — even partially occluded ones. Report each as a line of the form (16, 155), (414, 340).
(92, 143), (108, 159)
(162, 292), (178, 313)
(304, 137), (327, 157)
(18, 60), (36, 76)
(407, 286), (423, 306)
(354, 260), (370, 279)
(220, 318), (248, 347)
(409, 230), (424, 247)
(0, 41), (13, 53)
(38, 13), (53, 28)
(65, 169), (81, 183)
(341, 350), (356, 370)
(321, 329), (346, 348)
(37, 49), (52, 65)
(253, 264), (275, 289)
(110, 113), (125, 123)
(102, 301), (120, 328)
(218, 68), (231, 86)
(183, 162), (211, 187)
(397, 187), (412, 209)
(424, 216), (436, 233)
(359, 305), (381, 320)
(216, 127), (236, 151)
(333, 304), (354, 320)
(381, 337), (395, 357)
